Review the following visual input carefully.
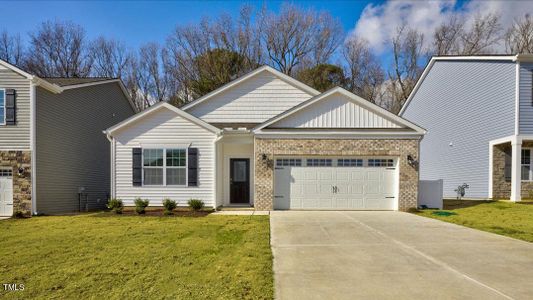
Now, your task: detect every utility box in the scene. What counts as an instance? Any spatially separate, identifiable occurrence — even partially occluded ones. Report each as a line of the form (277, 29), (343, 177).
(419, 180), (443, 209)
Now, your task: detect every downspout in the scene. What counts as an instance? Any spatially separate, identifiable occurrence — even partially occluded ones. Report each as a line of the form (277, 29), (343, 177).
(103, 131), (115, 199)
(30, 82), (37, 215)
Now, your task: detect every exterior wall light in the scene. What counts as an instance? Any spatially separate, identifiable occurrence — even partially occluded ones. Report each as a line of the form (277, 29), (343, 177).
(407, 155), (418, 168)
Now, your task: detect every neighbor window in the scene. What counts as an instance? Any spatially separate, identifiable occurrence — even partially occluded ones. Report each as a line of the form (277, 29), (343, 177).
(143, 148), (187, 186)
(0, 89), (4, 125)
(522, 149), (532, 181)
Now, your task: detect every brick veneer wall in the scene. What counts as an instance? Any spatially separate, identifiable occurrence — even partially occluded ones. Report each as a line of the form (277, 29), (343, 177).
(254, 138), (420, 211)
(0, 151), (32, 216)
(493, 142), (533, 199)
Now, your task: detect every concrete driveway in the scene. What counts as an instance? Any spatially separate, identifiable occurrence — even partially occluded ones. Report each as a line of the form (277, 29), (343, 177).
(271, 211), (533, 300)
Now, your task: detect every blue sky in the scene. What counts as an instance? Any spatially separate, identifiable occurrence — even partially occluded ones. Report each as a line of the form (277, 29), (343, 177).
(0, 0), (530, 64)
(0, 1), (374, 49)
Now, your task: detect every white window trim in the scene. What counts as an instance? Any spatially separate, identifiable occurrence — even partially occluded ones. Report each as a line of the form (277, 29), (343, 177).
(521, 147), (533, 182)
(0, 88), (5, 126)
(142, 147), (188, 187)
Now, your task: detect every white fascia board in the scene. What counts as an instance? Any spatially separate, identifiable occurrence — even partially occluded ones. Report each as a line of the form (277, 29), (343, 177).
(254, 129), (423, 139)
(255, 87), (426, 134)
(105, 102), (221, 136)
(0, 59), (34, 79)
(181, 65), (320, 111)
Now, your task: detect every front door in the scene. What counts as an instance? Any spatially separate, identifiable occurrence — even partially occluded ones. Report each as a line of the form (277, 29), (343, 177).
(230, 158), (250, 204)
(0, 169), (14, 216)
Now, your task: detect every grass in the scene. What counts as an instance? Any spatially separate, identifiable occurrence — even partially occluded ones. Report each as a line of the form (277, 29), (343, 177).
(0, 213), (273, 299)
(415, 200), (533, 242)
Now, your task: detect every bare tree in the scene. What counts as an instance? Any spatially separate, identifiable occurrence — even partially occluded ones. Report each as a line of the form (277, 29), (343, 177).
(165, 6), (262, 103)
(260, 3), (342, 75)
(342, 37), (385, 104)
(432, 13), (503, 55)
(25, 20), (92, 77)
(388, 25), (425, 113)
(90, 37), (132, 78)
(138, 43), (169, 105)
(506, 14), (533, 54)
(0, 31), (25, 66)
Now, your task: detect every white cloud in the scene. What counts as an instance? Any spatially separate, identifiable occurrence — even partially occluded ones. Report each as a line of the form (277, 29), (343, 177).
(352, 0), (533, 54)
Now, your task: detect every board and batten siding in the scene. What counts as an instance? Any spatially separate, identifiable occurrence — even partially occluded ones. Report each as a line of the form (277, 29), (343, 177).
(36, 84), (135, 214)
(186, 70), (313, 123)
(519, 63), (533, 134)
(113, 108), (217, 207)
(401, 60), (516, 198)
(270, 93), (402, 129)
(0, 66), (31, 150)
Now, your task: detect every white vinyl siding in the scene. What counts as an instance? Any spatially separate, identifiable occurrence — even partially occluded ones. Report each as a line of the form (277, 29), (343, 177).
(270, 93), (403, 129)
(519, 63), (533, 133)
(401, 60), (516, 198)
(0, 89), (5, 125)
(0, 69), (31, 150)
(113, 108), (217, 207)
(186, 70), (313, 123)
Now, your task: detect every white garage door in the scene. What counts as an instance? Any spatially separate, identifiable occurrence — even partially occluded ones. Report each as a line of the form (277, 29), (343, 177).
(274, 158), (397, 210)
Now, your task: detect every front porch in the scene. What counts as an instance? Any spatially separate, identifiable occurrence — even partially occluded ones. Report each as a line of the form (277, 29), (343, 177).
(491, 136), (533, 201)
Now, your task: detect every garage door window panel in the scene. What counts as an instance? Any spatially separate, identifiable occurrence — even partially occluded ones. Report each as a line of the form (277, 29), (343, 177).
(337, 159), (363, 167)
(306, 159), (332, 167)
(368, 159), (394, 167)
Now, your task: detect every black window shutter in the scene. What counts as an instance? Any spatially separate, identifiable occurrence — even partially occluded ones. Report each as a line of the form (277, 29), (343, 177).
(188, 148), (198, 186)
(5, 89), (15, 125)
(132, 148), (142, 186)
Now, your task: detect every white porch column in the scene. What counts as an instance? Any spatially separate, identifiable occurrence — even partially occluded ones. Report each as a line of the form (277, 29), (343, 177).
(510, 140), (522, 202)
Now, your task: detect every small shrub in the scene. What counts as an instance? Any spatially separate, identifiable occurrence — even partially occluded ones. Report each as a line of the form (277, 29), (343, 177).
(107, 198), (123, 214)
(134, 198), (150, 214)
(163, 198), (177, 215)
(188, 199), (204, 211)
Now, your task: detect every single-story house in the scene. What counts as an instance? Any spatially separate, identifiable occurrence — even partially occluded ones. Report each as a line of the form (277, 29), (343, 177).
(104, 66), (425, 211)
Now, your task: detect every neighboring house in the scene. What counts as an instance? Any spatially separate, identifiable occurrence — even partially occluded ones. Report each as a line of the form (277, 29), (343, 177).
(400, 54), (533, 202)
(0, 59), (136, 217)
(105, 66), (425, 211)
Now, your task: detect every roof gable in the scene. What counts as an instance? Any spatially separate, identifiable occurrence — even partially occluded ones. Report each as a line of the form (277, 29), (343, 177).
(181, 66), (320, 123)
(182, 66), (320, 111)
(255, 87), (425, 133)
(105, 102), (220, 136)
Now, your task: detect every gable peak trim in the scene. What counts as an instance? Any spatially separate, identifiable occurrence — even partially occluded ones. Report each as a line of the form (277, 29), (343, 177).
(181, 65), (320, 111)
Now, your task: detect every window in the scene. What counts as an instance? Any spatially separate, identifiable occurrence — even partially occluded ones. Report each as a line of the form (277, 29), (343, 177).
(0, 168), (12, 177)
(143, 148), (187, 186)
(522, 149), (531, 181)
(306, 159), (332, 167)
(166, 149), (187, 185)
(337, 159), (363, 167)
(276, 159), (302, 167)
(368, 159), (394, 167)
(0, 89), (4, 125)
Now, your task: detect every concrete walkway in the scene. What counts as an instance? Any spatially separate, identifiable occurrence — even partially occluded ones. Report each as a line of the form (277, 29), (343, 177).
(271, 211), (533, 300)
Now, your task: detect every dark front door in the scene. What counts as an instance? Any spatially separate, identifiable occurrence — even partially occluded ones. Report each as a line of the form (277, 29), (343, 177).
(230, 158), (250, 204)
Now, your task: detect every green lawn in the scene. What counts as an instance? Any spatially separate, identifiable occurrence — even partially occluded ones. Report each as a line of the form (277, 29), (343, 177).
(0, 213), (273, 299)
(415, 201), (533, 242)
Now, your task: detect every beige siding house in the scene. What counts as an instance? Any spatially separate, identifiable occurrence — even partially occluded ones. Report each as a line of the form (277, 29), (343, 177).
(0, 59), (135, 216)
(106, 66), (425, 211)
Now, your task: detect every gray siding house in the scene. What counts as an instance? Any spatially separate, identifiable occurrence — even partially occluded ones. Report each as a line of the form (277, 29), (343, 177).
(401, 55), (533, 202)
(0, 59), (135, 216)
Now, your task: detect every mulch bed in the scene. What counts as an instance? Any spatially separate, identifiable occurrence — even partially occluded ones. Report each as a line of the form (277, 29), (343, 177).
(107, 208), (212, 217)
